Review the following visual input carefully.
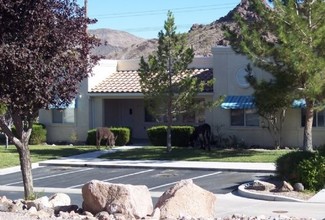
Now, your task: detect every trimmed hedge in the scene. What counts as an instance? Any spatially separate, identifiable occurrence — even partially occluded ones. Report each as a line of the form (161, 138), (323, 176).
(12, 123), (47, 145)
(276, 151), (315, 182)
(86, 127), (131, 146)
(297, 154), (325, 191)
(30, 123), (47, 145)
(147, 125), (194, 147)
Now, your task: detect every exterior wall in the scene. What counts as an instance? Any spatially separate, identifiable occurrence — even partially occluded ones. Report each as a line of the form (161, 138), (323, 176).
(38, 79), (90, 143)
(211, 46), (325, 148)
(211, 46), (273, 147)
(89, 60), (118, 89)
(38, 60), (119, 143)
(117, 57), (214, 71)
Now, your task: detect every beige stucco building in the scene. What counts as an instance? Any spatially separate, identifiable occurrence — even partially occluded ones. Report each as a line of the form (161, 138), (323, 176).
(39, 46), (325, 148)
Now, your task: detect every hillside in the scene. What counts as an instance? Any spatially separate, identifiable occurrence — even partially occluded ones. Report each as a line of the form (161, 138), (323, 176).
(88, 28), (146, 59)
(90, 1), (252, 59)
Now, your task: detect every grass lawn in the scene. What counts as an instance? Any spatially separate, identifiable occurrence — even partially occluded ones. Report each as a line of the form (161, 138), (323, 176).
(0, 145), (293, 169)
(0, 145), (96, 169)
(100, 146), (292, 163)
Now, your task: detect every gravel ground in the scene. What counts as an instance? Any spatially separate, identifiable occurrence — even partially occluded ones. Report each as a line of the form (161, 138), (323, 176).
(0, 211), (318, 220)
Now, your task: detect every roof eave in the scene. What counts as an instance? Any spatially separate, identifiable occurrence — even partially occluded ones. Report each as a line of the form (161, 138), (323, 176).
(88, 92), (144, 98)
(88, 91), (213, 98)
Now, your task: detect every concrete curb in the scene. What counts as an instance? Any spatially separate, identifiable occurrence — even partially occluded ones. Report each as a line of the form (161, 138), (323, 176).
(238, 182), (307, 202)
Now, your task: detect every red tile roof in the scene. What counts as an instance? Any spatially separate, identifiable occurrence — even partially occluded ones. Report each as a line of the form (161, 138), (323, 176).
(90, 69), (213, 93)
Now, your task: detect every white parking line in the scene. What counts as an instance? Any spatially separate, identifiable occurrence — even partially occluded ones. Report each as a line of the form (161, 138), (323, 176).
(68, 169), (155, 188)
(5, 168), (94, 186)
(149, 171), (222, 190)
(0, 185), (167, 198)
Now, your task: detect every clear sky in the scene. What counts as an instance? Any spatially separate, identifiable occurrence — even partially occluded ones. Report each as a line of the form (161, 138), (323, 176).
(76, 0), (241, 39)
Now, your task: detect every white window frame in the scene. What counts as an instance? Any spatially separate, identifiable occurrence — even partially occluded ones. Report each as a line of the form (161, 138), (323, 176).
(230, 109), (259, 127)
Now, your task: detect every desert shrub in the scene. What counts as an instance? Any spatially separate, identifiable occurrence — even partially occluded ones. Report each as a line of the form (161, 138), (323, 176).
(12, 123), (47, 145)
(147, 125), (194, 147)
(297, 154), (325, 191)
(276, 151), (315, 183)
(86, 127), (130, 146)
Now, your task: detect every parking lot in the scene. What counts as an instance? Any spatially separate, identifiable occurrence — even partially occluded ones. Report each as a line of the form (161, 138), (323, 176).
(0, 165), (272, 206)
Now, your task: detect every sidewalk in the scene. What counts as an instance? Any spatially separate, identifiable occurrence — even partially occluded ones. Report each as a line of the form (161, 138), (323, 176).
(39, 149), (276, 172)
(1, 146), (324, 219)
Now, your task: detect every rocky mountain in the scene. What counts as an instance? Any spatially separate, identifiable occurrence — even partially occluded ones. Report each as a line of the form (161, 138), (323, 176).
(88, 28), (146, 59)
(90, 1), (251, 59)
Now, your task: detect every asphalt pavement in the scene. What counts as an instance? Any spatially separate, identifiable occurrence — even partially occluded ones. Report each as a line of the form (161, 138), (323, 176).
(0, 145), (324, 219)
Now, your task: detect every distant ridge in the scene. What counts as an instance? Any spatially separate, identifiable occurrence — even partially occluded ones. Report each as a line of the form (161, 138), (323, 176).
(90, 1), (252, 59)
(88, 28), (145, 59)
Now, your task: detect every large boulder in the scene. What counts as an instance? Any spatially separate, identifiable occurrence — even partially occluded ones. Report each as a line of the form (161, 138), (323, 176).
(155, 179), (217, 220)
(246, 180), (276, 191)
(82, 179), (153, 219)
(26, 196), (51, 211)
(48, 193), (71, 207)
(276, 181), (294, 192)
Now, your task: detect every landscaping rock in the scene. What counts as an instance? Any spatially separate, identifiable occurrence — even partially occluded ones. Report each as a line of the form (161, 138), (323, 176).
(0, 196), (14, 212)
(48, 193), (71, 207)
(276, 181), (294, 192)
(26, 196), (51, 211)
(293, 183), (304, 192)
(82, 179), (153, 219)
(246, 180), (276, 191)
(155, 179), (218, 220)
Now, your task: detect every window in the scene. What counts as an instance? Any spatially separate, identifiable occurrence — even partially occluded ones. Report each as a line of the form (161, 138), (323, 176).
(144, 107), (157, 122)
(301, 109), (325, 127)
(231, 109), (259, 126)
(52, 109), (75, 123)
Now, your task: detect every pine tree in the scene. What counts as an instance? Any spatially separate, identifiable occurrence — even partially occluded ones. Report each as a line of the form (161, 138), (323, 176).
(226, 0), (325, 151)
(138, 11), (209, 152)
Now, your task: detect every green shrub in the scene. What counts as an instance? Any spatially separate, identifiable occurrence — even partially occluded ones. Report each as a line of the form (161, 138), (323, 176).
(86, 129), (96, 145)
(29, 123), (47, 145)
(147, 125), (194, 147)
(111, 127), (131, 146)
(86, 127), (131, 146)
(317, 144), (325, 156)
(12, 123), (47, 145)
(297, 154), (325, 191)
(276, 151), (315, 183)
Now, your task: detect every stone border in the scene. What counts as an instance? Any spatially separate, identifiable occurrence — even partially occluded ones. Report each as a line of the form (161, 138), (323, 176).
(237, 182), (305, 202)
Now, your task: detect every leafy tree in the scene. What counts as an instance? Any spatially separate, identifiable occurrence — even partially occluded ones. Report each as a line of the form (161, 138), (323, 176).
(0, 105), (13, 149)
(0, 0), (99, 199)
(226, 0), (325, 151)
(138, 11), (211, 152)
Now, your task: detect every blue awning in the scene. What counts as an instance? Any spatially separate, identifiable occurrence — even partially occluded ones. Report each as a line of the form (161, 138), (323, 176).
(221, 96), (255, 109)
(292, 99), (306, 108)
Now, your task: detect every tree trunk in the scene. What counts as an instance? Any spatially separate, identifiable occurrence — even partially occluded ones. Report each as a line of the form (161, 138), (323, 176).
(8, 114), (35, 199)
(166, 99), (172, 152)
(17, 144), (34, 199)
(303, 101), (314, 151)
(5, 134), (9, 149)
